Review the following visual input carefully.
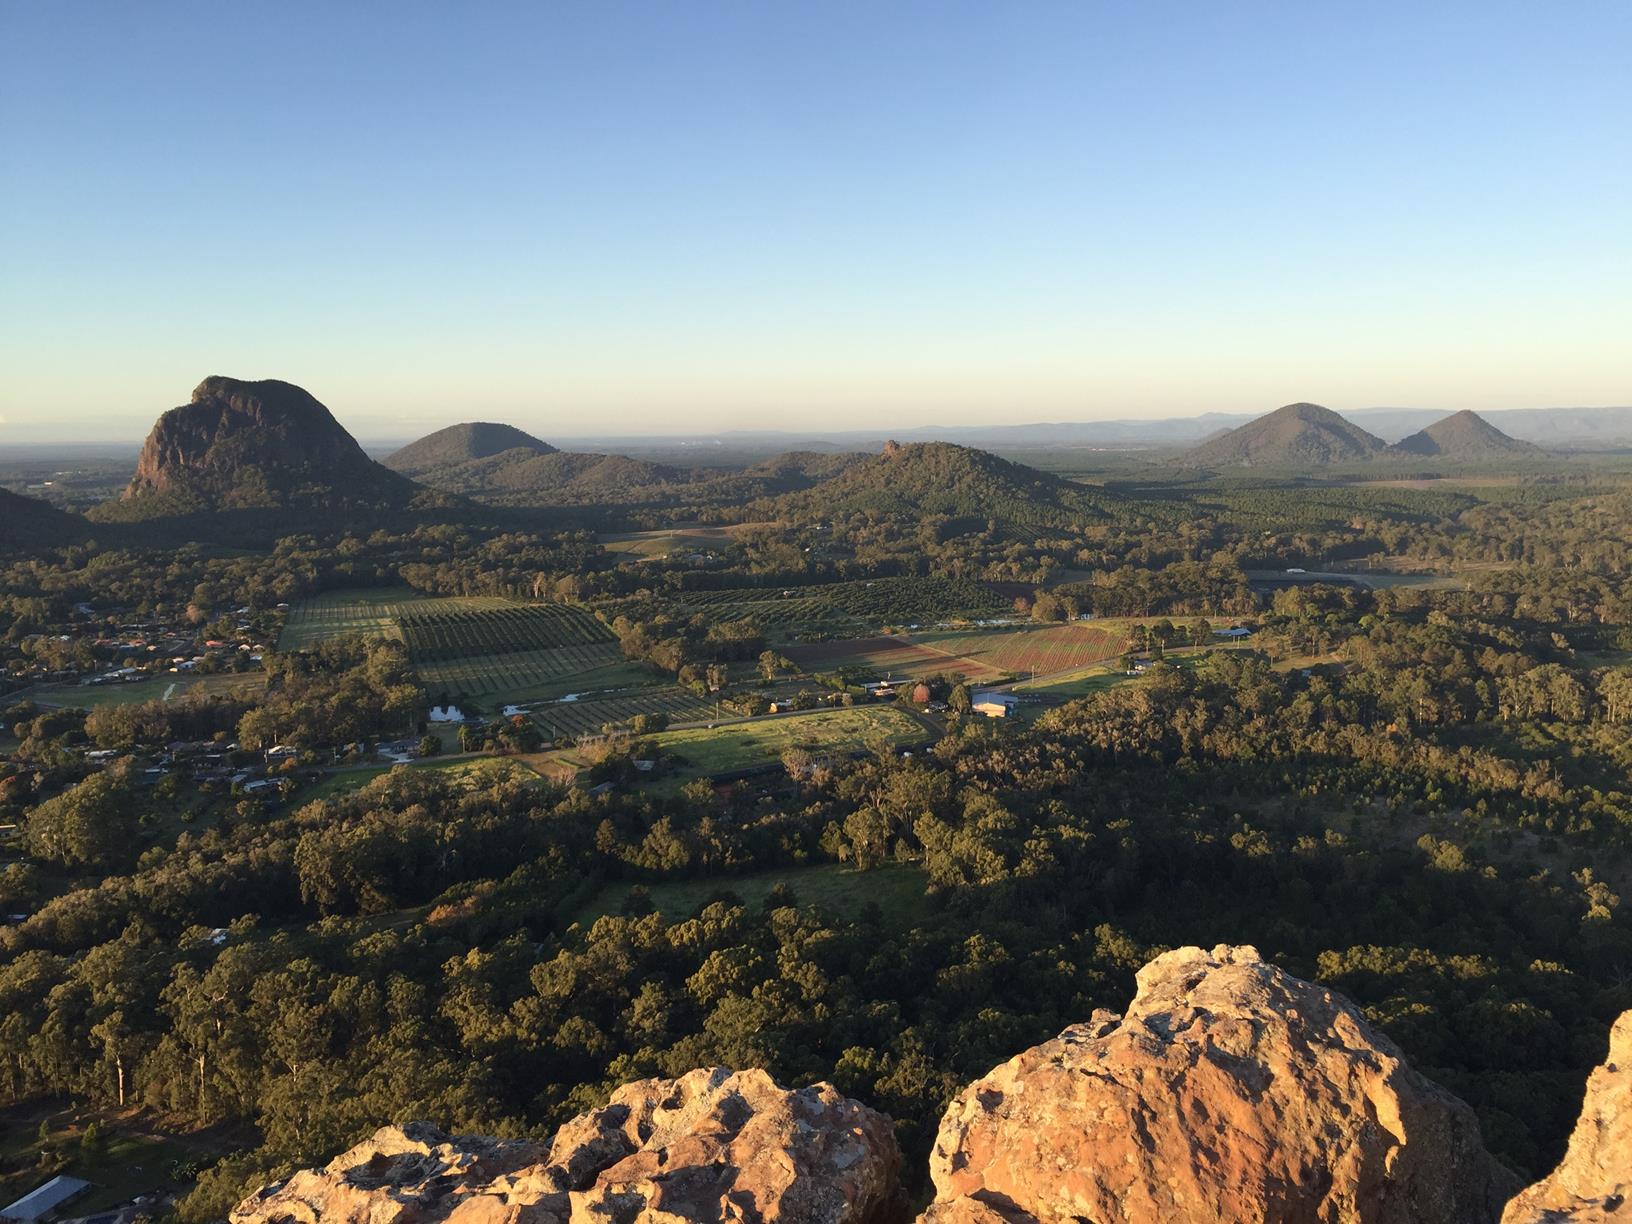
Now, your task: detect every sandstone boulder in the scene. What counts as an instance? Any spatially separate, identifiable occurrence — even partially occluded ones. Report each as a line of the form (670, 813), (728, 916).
(232, 1066), (900, 1224)
(920, 943), (1516, 1224)
(1502, 1009), (1632, 1223)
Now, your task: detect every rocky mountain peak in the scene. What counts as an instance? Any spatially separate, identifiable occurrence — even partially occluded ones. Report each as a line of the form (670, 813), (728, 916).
(122, 376), (414, 510)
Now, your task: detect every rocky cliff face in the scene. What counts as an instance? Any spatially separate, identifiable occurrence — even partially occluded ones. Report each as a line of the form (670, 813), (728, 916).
(1502, 1009), (1631, 1223)
(235, 947), (1631, 1224)
(922, 944), (1517, 1224)
(233, 1066), (900, 1224)
(123, 376), (415, 510)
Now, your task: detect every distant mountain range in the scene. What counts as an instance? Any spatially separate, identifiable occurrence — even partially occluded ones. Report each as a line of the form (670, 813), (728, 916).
(422, 404), (1632, 456)
(382, 422), (865, 504)
(1177, 403), (1541, 468)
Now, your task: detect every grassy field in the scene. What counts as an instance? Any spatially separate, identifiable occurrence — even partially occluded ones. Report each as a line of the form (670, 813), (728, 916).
(569, 861), (930, 928)
(1014, 648), (1211, 701)
(599, 523), (752, 559)
(655, 705), (925, 776)
(22, 671), (265, 709)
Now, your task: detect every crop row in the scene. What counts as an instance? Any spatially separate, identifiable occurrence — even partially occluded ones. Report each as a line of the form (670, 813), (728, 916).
(417, 643), (624, 699)
(398, 604), (615, 661)
(668, 576), (1007, 628)
(529, 686), (720, 739)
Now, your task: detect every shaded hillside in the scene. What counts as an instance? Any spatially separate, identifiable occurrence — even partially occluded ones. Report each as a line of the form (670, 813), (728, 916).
(109, 376), (421, 516)
(384, 422), (557, 477)
(766, 440), (1115, 526)
(396, 442), (865, 506)
(0, 488), (88, 551)
(744, 450), (865, 483)
(1180, 403), (1388, 467)
(1390, 410), (1543, 459)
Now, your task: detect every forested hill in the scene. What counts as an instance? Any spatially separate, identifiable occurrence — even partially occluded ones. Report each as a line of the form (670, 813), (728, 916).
(0, 489), (87, 551)
(383, 422), (557, 477)
(1391, 410), (1543, 459)
(1180, 403), (1389, 468)
(762, 440), (1118, 527)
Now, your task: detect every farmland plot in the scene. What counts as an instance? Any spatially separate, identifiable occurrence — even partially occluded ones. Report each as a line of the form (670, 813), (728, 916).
(416, 643), (625, 700)
(529, 686), (720, 738)
(397, 603), (614, 661)
(912, 623), (1128, 676)
(784, 636), (1006, 682)
(278, 588), (517, 650)
(665, 575), (1007, 634)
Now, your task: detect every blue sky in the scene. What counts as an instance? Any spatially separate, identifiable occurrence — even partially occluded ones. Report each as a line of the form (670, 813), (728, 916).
(2, 2), (1628, 442)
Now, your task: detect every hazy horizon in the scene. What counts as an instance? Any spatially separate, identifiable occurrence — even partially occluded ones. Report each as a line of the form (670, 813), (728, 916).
(4, 3), (1630, 443)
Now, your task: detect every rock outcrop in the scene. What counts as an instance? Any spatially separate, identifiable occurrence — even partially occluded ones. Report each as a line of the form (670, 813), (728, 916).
(921, 944), (1516, 1224)
(122, 376), (416, 511)
(1502, 1010), (1632, 1223)
(232, 1066), (899, 1224)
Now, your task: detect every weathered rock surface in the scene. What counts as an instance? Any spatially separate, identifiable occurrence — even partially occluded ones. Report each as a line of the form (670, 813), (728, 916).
(123, 375), (414, 509)
(1502, 1010), (1632, 1223)
(232, 1066), (900, 1224)
(920, 944), (1516, 1224)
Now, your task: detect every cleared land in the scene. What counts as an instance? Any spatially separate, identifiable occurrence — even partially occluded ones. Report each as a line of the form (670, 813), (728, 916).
(654, 705), (926, 776)
(912, 622), (1127, 676)
(784, 635), (1004, 681)
(599, 523), (760, 559)
(23, 671), (265, 708)
(786, 621), (1128, 683)
(569, 861), (929, 928)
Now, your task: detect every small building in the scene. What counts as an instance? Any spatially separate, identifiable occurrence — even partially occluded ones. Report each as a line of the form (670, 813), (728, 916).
(971, 691), (1017, 719)
(1213, 627), (1253, 639)
(428, 705), (465, 723)
(1, 1174), (91, 1221)
(910, 682), (932, 704)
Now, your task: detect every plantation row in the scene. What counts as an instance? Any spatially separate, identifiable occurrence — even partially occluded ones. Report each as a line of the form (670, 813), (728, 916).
(529, 685), (720, 739)
(278, 590), (522, 650)
(417, 643), (624, 700)
(397, 603), (615, 661)
(670, 575), (1008, 629)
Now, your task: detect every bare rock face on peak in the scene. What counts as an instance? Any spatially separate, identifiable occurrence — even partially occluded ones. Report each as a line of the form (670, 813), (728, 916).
(121, 376), (416, 512)
(918, 944), (1517, 1224)
(232, 1066), (900, 1224)
(1502, 1010), (1632, 1223)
